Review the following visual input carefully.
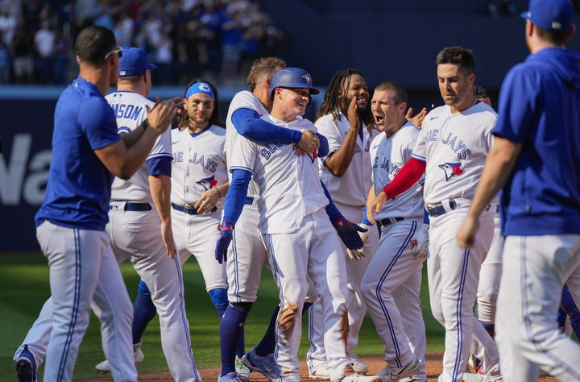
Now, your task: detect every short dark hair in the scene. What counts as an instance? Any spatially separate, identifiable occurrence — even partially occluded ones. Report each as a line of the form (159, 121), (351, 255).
(535, 25), (570, 46)
(473, 84), (489, 99)
(246, 57), (287, 92)
(435, 46), (476, 75)
(374, 81), (408, 105)
(75, 25), (116, 65)
(179, 79), (224, 130)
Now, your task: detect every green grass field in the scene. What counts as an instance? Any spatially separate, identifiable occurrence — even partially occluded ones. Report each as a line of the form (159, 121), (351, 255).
(0, 254), (444, 381)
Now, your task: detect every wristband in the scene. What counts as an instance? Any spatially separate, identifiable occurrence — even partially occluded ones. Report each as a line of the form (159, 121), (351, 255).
(141, 119), (150, 131)
(215, 187), (222, 198)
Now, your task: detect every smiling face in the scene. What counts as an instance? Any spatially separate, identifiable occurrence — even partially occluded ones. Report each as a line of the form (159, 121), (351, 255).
(437, 63), (475, 113)
(272, 87), (311, 122)
(343, 73), (369, 111)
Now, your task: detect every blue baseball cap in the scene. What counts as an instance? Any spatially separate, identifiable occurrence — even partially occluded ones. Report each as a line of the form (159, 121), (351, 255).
(270, 67), (320, 98)
(520, 0), (574, 31)
(118, 47), (156, 77)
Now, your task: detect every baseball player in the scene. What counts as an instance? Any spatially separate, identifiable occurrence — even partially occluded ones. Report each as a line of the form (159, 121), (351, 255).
(457, 1), (580, 380)
(370, 47), (501, 382)
(360, 81), (425, 382)
(92, 47), (201, 381)
(13, 26), (180, 382)
(217, 57), (322, 382)
(215, 67), (376, 382)
(468, 85), (502, 374)
(95, 79), (237, 374)
(308, 68), (380, 378)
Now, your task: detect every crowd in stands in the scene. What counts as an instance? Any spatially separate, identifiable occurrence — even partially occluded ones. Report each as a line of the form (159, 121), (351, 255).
(0, 0), (286, 85)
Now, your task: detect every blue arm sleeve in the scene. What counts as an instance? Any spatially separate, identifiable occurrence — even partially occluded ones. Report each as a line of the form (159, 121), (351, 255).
(223, 169), (252, 225)
(321, 181), (342, 222)
(232, 108), (301, 144)
(317, 133), (329, 158)
(146, 156), (172, 176)
(361, 207), (373, 226)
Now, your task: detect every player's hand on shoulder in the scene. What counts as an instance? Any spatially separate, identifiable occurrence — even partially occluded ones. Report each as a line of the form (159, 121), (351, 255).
(347, 97), (361, 131)
(146, 96), (182, 134)
(296, 129), (320, 156)
(215, 220), (234, 264)
(410, 224), (429, 259)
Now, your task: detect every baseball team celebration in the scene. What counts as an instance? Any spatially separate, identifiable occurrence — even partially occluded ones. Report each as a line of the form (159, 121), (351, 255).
(2, 0), (580, 381)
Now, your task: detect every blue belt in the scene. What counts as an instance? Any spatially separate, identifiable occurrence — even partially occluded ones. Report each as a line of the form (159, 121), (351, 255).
(171, 202), (217, 215)
(427, 200), (457, 217)
(110, 202), (152, 212)
(245, 197), (254, 205)
(377, 217), (405, 228)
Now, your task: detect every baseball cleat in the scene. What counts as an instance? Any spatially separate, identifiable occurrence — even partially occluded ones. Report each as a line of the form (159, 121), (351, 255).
(95, 346), (145, 373)
(16, 345), (37, 382)
(338, 373), (381, 382)
(235, 355), (251, 381)
(348, 352), (369, 375)
(242, 348), (281, 381)
(218, 371), (246, 382)
(309, 363), (332, 380)
(377, 358), (420, 382)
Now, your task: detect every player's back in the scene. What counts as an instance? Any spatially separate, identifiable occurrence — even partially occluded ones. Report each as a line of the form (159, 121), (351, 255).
(106, 91), (172, 203)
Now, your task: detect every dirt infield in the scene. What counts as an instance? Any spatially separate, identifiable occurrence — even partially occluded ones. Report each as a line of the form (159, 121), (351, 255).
(81, 354), (559, 381)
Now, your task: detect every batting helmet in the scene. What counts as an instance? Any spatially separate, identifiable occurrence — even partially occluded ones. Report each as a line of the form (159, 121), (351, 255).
(270, 67), (320, 98)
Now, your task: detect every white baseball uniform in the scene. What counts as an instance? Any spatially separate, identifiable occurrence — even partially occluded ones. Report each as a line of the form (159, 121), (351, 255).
(229, 114), (353, 382)
(308, 111), (379, 369)
(171, 124), (228, 291)
(107, 90), (201, 382)
(360, 122), (426, 380)
(412, 101), (500, 382)
(225, 90), (271, 303)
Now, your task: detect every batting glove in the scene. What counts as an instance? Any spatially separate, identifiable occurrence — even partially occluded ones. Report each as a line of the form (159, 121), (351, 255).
(346, 223), (372, 261)
(410, 224), (429, 259)
(333, 217), (367, 251)
(215, 220), (234, 264)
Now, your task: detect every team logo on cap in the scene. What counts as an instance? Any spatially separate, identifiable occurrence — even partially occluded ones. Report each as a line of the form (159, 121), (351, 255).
(439, 162), (463, 181)
(199, 83), (211, 93)
(302, 74), (312, 85)
(120, 70), (127, 76)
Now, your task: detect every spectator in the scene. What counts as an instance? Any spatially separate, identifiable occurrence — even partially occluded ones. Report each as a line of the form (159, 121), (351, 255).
(0, 7), (16, 48)
(33, 19), (55, 84)
(0, 31), (10, 83)
(11, 25), (33, 83)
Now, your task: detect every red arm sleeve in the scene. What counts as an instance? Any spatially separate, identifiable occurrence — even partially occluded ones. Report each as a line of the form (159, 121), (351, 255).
(382, 157), (426, 200)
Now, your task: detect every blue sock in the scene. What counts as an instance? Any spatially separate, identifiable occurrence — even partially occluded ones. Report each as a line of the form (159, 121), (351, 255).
(132, 280), (157, 345)
(254, 302), (312, 357)
(236, 326), (245, 358)
(220, 303), (251, 375)
(209, 288), (228, 319)
(254, 305), (280, 357)
(560, 284), (580, 337)
(479, 321), (495, 338)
